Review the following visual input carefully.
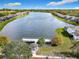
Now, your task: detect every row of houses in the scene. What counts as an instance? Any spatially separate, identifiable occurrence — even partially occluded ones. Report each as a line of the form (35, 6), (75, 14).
(0, 12), (28, 22)
(55, 13), (79, 23)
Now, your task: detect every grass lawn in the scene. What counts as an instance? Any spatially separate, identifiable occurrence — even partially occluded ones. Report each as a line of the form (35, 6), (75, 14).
(0, 47), (3, 53)
(37, 28), (74, 56)
(0, 14), (27, 31)
(52, 13), (79, 26)
(31, 57), (43, 59)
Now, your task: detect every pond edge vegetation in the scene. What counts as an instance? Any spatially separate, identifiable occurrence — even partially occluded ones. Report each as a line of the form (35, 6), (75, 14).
(52, 13), (79, 26)
(0, 13), (28, 31)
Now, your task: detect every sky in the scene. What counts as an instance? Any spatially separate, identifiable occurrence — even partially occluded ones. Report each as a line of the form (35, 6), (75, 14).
(0, 0), (79, 9)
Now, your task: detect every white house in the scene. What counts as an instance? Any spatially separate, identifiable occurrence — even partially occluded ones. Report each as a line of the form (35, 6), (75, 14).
(56, 13), (65, 18)
(22, 38), (51, 43)
(73, 31), (79, 40)
(67, 27), (75, 35)
(73, 35), (79, 40)
(66, 26), (79, 40)
(55, 13), (79, 23)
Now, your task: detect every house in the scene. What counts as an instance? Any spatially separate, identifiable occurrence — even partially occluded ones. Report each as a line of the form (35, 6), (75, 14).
(0, 12), (28, 22)
(22, 38), (51, 44)
(73, 31), (79, 40)
(65, 15), (72, 20)
(66, 27), (75, 34)
(55, 13), (79, 23)
(66, 26), (79, 40)
(56, 13), (65, 18)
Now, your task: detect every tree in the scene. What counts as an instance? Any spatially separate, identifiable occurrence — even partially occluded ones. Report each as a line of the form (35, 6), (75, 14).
(51, 35), (63, 46)
(37, 37), (45, 46)
(3, 41), (32, 59)
(0, 36), (10, 46)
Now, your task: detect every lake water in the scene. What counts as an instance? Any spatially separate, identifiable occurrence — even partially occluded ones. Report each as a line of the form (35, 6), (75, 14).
(0, 12), (72, 40)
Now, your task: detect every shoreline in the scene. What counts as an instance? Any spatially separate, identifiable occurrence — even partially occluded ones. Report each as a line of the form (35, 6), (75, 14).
(52, 13), (79, 26)
(0, 12), (28, 31)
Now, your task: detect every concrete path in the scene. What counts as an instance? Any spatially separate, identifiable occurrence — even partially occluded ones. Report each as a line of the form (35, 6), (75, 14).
(31, 45), (76, 59)
(32, 54), (76, 59)
(32, 55), (61, 59)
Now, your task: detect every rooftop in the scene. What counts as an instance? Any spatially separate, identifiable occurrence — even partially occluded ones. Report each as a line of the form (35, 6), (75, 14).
(22, 38), (51, 43)
(66, 26), (79, 36)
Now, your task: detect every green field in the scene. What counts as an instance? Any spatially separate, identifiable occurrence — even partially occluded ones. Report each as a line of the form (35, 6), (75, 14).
(37, 28), (74, 56)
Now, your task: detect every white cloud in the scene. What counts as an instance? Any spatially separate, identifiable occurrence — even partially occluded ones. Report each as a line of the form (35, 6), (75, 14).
(4, 2), (21, 7)
(47, 0), (78, 6)
(74, 7), (79, 9)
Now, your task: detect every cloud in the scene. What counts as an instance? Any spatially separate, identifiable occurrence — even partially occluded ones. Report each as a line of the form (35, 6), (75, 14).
(47, 0), (78, 6)
(4, 2), (21, 7)
(74, 7), (79, 9)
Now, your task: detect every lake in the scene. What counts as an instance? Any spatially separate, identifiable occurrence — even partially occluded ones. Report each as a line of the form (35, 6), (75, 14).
(0, 12), (73, 40)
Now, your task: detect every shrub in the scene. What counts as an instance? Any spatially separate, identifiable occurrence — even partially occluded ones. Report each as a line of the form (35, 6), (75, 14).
(37, 37), (45, 46)
(51, 35), (63, 46)
(3, 41), (32, 59)
(0, 36), (10, 46)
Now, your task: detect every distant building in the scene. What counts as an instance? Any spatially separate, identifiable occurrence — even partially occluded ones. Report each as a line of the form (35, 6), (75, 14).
(55, 13), (79, 23)
(56, 13), (65, 18)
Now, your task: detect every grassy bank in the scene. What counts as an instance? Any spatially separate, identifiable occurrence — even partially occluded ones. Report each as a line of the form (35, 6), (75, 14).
(0, 14), (27, 31)
(52, 13), (79, 26)
(0, 11), (17, 17)
(37, 28), (73, 56)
